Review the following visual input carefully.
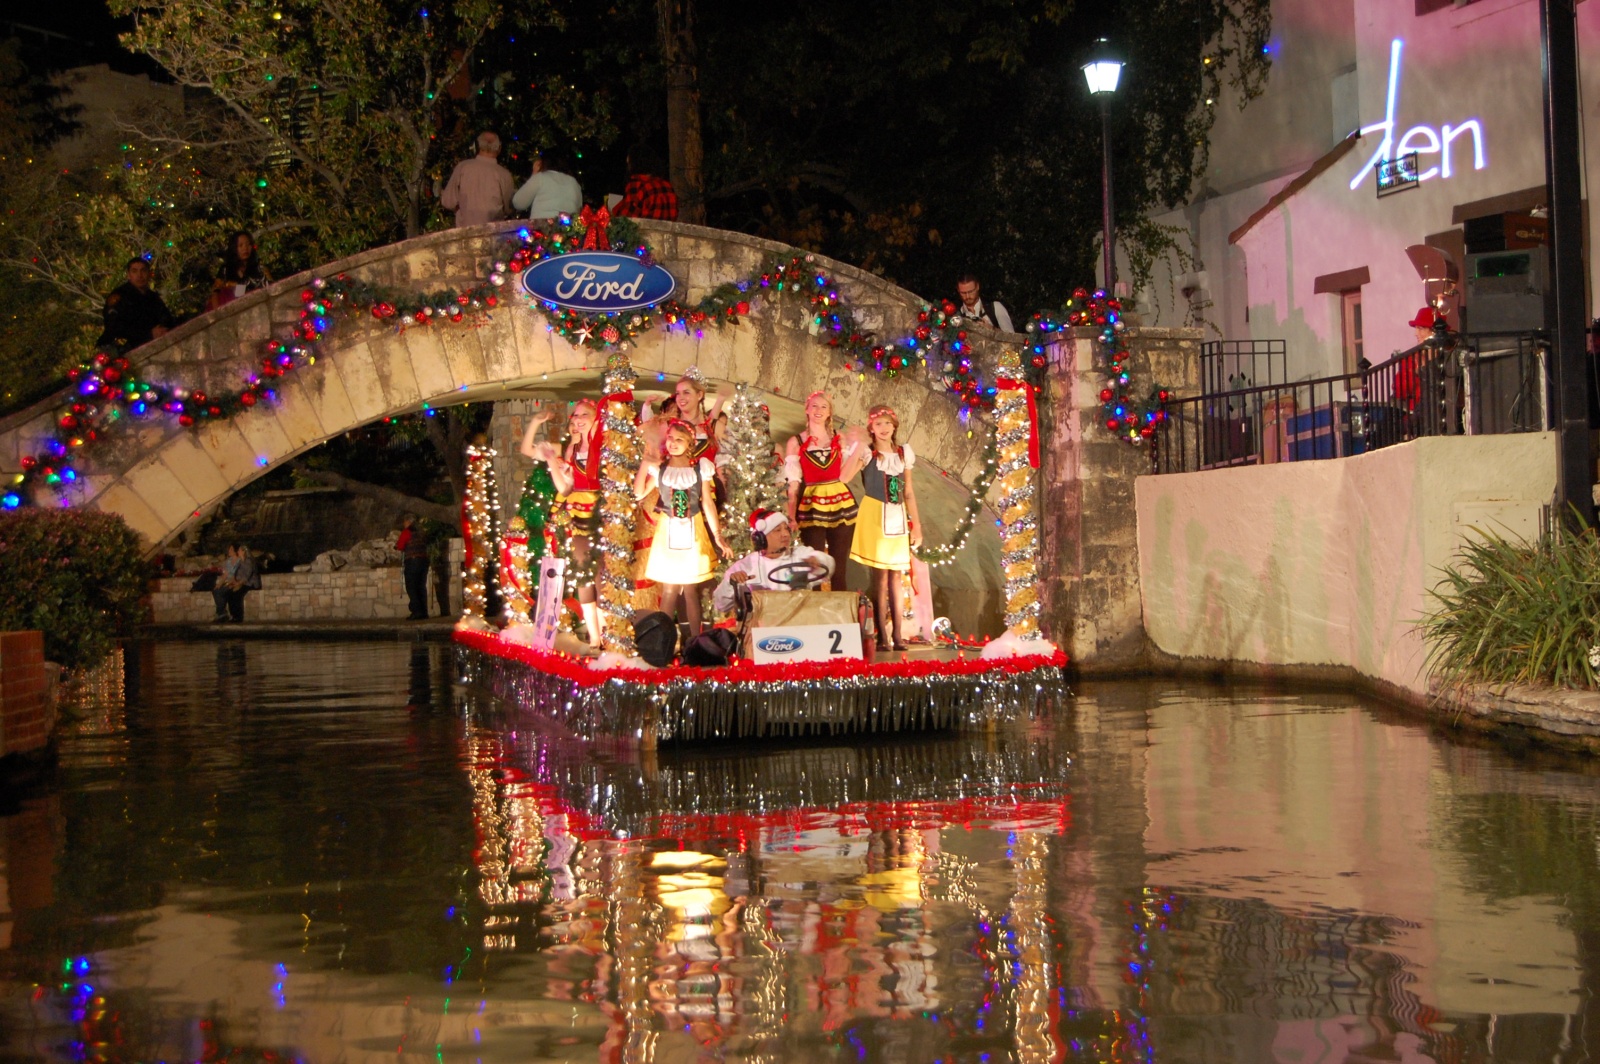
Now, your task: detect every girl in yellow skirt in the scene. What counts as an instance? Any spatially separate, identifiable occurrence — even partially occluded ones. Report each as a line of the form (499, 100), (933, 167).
(849, 405), (922, 651)
(634, 418), (730, 637)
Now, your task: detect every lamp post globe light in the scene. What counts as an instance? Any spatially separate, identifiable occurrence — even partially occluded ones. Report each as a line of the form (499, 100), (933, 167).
(1082, 38), (1124, 293)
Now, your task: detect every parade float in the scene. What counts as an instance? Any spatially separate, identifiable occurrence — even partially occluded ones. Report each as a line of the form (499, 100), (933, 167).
(447, 214), (1071, 743)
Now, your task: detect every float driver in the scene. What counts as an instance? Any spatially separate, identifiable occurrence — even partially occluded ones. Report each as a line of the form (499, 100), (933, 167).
(713, 509), (834, 614)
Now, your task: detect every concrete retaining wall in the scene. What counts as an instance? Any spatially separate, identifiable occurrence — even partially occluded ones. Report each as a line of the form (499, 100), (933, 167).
(149, 554), (464, 624)
(1135, 432), (1558, 697)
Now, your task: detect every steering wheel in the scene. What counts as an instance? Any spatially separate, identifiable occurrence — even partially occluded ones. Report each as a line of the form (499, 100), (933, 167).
(759, 561), (827, 590)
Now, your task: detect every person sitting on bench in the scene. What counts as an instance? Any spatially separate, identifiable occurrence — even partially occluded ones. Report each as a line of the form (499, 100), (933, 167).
(712, 510), (833, 614)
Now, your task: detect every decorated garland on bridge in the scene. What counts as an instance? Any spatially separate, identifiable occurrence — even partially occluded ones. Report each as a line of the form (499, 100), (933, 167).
(1027, 288), (1171, 444)
(8, 217), (1165, 507)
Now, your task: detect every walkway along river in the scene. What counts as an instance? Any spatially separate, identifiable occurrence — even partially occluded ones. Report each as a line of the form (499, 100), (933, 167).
(0, 640), (1596, 1062)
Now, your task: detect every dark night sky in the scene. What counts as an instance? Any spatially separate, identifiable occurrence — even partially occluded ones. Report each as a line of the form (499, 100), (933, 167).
(3, 0), (159, 75)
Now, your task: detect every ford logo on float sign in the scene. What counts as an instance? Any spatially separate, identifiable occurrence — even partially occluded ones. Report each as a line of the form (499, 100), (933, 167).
(756, 636), (803, 655)
(521, 252), (676, 313)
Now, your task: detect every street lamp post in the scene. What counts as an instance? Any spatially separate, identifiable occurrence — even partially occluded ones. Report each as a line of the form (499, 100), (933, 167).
(1082, 39), (1124, 293)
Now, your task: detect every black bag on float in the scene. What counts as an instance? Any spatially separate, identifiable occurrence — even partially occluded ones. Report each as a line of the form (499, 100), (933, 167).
(681, 627), (738, 667)
(632, 611), (679, 668)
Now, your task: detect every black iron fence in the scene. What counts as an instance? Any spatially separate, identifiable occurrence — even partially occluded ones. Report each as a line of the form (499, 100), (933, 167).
(1200, 338), (1289, 397)
(1154, 332), (1549, 475)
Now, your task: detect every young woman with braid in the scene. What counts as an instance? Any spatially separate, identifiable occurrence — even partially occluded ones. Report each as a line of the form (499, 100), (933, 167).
(848, 405), (922, 652)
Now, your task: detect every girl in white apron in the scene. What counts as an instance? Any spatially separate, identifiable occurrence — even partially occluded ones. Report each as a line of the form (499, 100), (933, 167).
(848, 405), (923, 651)
(634, 419), (730, 637)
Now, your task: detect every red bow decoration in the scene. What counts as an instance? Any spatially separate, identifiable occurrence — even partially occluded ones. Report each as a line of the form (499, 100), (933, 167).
(995, 378), (1040, 469)
(498, 534), (531, 604)
(579, 205), (611, 250)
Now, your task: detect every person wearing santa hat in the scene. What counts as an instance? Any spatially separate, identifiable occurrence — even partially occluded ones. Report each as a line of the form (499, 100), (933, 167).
(712, 509), (834, 614)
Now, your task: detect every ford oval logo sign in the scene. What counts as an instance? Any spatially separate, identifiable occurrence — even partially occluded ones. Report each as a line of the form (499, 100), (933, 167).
(756, 635), (803, 655)
(521, 251), (676, 313)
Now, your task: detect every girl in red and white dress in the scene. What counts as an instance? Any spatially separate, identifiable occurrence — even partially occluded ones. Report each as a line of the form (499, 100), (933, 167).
(670, 369), (723, 463)
(848, 405), (922, 652)
(634, 419), (730, 637)
(784, 390), (861, 590)
(542, 399), (605, 647)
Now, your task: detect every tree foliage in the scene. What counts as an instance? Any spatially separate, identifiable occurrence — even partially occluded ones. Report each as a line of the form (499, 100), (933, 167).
(623, 0), (1271, 311)
(106, 0), (609, 242)
(0, 509), (149, 669)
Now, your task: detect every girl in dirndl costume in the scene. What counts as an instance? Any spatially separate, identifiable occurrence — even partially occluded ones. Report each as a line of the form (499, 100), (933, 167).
(784, 390), (861, 590)
(634, 419), (730, 636)
(849, 405), (922, 651)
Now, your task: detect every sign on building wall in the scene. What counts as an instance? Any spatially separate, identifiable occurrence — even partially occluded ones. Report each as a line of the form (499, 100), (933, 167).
(520, 251), (677, 313)
(1377, 153), (1420, 197)
(1350, 39), (1487, 192)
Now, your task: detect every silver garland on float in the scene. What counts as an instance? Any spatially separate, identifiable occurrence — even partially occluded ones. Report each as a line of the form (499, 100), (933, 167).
(458, 646), (1065, 743)
(595, 352), (642, 654)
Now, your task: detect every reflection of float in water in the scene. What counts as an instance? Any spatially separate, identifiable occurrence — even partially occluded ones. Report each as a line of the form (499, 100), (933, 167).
(462, 725), (1081, 1062)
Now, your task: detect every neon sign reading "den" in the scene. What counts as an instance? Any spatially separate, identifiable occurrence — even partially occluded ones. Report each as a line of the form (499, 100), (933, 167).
(1349, 39), (1487, 191)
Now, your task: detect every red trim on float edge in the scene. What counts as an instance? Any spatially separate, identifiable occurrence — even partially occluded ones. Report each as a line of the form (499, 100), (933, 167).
(453, 628), (1066, 688)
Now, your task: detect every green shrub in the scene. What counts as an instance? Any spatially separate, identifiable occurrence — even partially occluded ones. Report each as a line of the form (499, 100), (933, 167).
(0, 509), (150, 669)
(1419, 525), (1600, 691)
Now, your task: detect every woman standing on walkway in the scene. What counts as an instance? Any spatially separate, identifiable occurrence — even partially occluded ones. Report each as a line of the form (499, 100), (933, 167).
(784, 390), (859, 590)
(849, 405), (921, 651)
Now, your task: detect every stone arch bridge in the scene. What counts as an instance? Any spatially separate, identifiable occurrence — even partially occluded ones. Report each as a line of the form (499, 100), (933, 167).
(0, 221), (1036, 629)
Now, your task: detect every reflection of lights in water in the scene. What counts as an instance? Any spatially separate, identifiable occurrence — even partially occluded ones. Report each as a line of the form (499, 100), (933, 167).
(460, 726), (1077, 1062)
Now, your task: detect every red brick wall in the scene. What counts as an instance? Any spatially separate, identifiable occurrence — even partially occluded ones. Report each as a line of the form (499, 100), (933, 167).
(0, 631), (53, 757)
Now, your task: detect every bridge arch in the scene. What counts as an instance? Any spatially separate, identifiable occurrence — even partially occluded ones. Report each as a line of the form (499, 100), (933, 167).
(0, 222), (1022, 629)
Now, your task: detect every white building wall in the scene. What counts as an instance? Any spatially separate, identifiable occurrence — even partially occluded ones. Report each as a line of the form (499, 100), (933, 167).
(1148, 0), (1600, 382)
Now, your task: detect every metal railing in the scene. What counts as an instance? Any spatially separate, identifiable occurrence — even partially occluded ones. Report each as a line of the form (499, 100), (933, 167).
(1200, 339), (1289, 397)
(1154, 332), (1549, 475)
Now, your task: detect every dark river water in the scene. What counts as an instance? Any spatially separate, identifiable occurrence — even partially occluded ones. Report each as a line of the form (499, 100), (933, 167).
(0, 641), (1597, 1064)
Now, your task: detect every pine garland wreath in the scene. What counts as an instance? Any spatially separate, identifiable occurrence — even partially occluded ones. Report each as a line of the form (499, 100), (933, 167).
(718, 384), (786, 559)
(595, 352), (642, 655)
(911, 426), (1001, 568)
(13, 219), (1082, 505)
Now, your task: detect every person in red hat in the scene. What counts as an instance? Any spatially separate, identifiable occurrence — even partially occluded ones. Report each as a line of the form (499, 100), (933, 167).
(1394, 305), (1449, 431)
(1409, 305), (1442, 342)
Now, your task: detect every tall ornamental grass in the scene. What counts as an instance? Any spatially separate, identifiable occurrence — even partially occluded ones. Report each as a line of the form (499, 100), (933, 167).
(1419, 526), (1600, 691)
(0, 509), (149, 669)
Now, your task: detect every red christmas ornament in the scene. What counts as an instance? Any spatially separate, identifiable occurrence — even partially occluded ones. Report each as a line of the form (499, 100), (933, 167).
(240, 392), (257, 407)
(735, 301), (750, 315)
(179, 414), (194, 427)
(485, 295), (498, 307)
